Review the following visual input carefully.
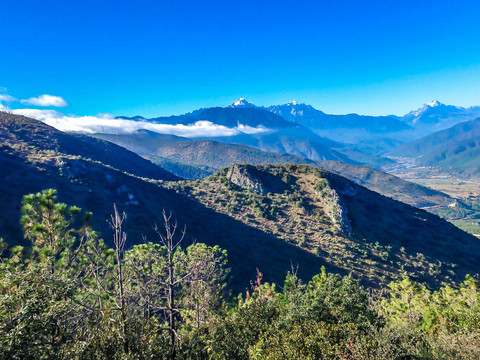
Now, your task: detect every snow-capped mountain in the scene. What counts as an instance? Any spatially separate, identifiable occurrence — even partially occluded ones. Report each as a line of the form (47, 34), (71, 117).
(229, 98), (258, 108)
(267, 102), (325, 123)
(267, 102), (408, 135)
(426, 100), (442, 107)
(401, 101), (480, 131)
(113, 99), (480, 158)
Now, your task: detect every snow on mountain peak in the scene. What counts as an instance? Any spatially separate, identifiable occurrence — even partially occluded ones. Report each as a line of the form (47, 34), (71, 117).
(230, 98), (256, 108)
(287, 101), (298, 106)
(234, 98), (246, 106)
(426, 100), (443, 107)
(410, 100), (446, 118)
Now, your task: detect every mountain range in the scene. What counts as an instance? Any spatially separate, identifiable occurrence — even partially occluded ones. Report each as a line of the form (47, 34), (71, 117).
(229, 98), (409, 133)
(115, 98), (480, 164)
(1, 111), (479, 291)
(121, 105), (354, 162)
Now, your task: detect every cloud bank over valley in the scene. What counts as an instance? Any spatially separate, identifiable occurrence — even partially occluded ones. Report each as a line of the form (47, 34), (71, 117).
(0, 90), (271, 138)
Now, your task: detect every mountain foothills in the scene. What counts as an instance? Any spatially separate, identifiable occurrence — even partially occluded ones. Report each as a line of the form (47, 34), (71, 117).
(93, 131), (453, 208)
(2, 111), (480, 359)
(391, 117), (480, 179)
(92, 131), (316, 178)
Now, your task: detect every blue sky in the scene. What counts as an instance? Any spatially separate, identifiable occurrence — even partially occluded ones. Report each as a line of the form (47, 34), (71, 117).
(1, 0), (480, 117)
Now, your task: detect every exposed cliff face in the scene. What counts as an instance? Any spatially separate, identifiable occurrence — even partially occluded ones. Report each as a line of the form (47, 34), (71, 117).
(226, 164), (267, 194)
(314, 179), (352, 236)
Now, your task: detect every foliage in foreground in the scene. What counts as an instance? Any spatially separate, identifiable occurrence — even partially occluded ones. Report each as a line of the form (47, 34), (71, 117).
(0, 189), (479, 359)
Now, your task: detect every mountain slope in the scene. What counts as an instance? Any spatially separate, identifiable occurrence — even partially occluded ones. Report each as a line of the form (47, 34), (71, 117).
(315, 161), (454, 208)
(169, 164), (480, 287)
(391, 117), (480, 178)
(0, 148), (325, 291)
(0, 115), (325, 290)
(0, 112), (179, 181)
(93, 131), (453, 208)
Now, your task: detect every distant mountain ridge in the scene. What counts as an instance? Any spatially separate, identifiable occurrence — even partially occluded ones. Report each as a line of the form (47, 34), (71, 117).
(111, 99), (480, 172)
(100, 99), (480, 138)
(267, 102), (410, 133)
(401, 100), (480, 132)
(390, 117), (480, 179)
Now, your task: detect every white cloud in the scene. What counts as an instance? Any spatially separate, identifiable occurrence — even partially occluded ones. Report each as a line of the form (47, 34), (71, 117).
(10, 108), (272, 138)
(0, 92), (14, 111)
(0, 94), (16, 103)
(21, 94), (68, 107)
(236, 124), (272, 135)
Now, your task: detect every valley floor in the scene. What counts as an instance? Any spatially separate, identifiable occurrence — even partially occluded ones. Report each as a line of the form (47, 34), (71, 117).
(387, 164), (480, 238)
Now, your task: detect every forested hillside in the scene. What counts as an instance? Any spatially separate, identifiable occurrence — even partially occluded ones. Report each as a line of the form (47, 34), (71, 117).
(1, 189), (479, 359)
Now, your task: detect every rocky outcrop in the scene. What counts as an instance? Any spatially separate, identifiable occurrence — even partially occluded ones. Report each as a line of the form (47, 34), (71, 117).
(225, 164), (267, 194)
(315, 179), (352, 235)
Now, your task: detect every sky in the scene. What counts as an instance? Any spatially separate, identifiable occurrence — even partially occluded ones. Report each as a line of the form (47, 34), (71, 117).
(1, 0), (480, 119)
